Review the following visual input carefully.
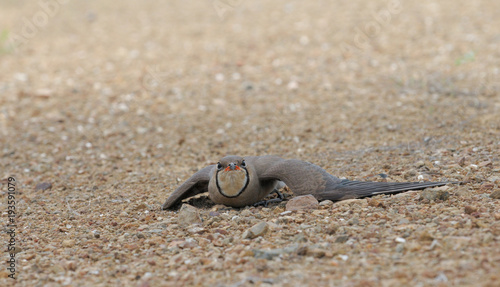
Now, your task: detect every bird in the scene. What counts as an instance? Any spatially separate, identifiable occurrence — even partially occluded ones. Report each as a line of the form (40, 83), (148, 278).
(161, 155), (457, 210)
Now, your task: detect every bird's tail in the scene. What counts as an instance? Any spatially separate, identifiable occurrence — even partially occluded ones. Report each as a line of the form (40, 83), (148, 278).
(318, 180), (458, 201)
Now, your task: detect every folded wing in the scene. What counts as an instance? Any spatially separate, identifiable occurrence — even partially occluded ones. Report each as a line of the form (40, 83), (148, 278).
(258, 157), (454, 201)
(257, 157), (344, 196)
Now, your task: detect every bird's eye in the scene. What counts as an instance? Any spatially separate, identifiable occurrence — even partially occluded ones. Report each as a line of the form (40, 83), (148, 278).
(241, 160), (246, 168)
(217, 162), (223, 170)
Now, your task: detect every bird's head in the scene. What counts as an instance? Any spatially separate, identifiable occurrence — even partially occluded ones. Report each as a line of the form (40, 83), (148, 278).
(215, 156), (249, 198)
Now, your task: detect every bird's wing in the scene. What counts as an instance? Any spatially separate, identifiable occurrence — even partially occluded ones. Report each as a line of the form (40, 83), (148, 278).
(161, 165), (214, 210)
(256, 157), (344, 196)
(257, 156), (453, 201)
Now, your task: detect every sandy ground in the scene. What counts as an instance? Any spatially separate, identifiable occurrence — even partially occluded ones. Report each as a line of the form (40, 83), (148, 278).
(1, 0), (500, 286)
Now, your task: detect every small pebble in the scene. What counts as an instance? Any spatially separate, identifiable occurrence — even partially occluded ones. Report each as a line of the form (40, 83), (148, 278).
(395, 243), (405, 252)
(62, 240), (75, 248)
(395, 237), (406, 243)
(398, 218), (410, 224)
(347, 217), (359, 225)
(66, 261), (77, 271)
(286, 195), (319, 211)
(292, 233), (307, 243)
(434, 273), (448, 283)
(252, 244), (299, 260)
(490, 190), (500, 199)
(35, 182), (52, 191)
(487, 176), (500, 183)
(415, 161), (425, 168)
(243, 221), (269, 239)
(177, 204), (202, 226)
(9, 246), (22, 254)
(335, 235), (349, 243)
(464, 205), (477, 215)
(419, 231), (434, 242)
(319, 200), (333, 206)
(420, 189), (449, 201)
(306, 248), (326, 258)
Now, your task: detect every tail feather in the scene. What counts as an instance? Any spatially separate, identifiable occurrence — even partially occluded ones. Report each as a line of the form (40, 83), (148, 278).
(318, 180), (457, 201)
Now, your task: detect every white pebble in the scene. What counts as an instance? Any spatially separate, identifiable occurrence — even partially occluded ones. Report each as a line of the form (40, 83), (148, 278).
(231, 72), (241, 80)
(287, 81), (298, 90)
(215, 73), (224, 81)
(429, 239), (440, 250)
(14, 73), (28, 82)
(299, 35), (309, 45)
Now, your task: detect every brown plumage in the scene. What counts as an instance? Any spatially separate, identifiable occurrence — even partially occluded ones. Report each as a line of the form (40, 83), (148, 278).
(161, 155), (457, 210)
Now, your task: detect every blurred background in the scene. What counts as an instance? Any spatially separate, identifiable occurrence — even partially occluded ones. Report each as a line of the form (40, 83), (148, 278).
(2, 1), (499, 162)
(1, 0), (500, 285)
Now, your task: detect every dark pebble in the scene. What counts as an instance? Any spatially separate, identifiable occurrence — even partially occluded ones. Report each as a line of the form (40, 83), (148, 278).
(35, 182), (52, 191)
(335, 235), (350, 243)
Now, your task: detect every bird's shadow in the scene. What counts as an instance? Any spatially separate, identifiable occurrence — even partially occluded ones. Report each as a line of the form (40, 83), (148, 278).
(169, 188), (293, 210)
(185, 194), (216, 209)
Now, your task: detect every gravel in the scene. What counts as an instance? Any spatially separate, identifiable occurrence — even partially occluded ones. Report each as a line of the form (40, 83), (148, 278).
(1, 0), (499, 286)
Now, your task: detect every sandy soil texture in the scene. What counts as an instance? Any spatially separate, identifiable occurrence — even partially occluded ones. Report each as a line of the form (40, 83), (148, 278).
(1, 0), (499, 286)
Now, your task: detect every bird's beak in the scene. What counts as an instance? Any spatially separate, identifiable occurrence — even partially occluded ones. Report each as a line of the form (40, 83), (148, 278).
(225, 163), (241, 171)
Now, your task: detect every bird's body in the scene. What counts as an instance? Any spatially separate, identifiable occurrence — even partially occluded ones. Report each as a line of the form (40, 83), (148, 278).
(161, 155), (456, 210)
(208, 156), (284, 207)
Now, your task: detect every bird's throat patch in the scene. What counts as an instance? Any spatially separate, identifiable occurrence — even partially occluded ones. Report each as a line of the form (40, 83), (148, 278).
(216, 169), (249, 198)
